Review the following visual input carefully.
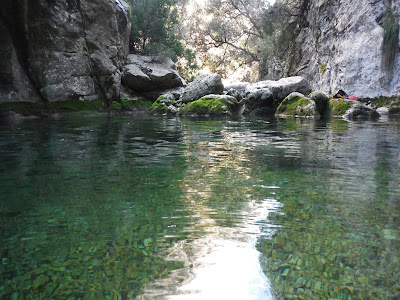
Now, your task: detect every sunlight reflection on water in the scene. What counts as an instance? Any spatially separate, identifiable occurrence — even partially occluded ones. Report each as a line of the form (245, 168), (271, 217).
(160, 198), (281, 300)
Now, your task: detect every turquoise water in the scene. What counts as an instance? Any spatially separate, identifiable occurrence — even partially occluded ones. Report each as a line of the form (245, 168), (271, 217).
(0, 115), (399, 299)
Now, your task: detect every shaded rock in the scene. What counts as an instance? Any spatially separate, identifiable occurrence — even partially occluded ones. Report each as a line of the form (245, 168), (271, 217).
(247, 76), (312, 103)
(275, 92), (320, 118)
(226, 89), (243, 101)
(0, 19), (40, 103)
(243, 88), (274, 115)
(0, 0), (131, 103)
(181, 74), (224, 103)
(122, 55), (185, 97)
(343, 102), (380, 119)
(388, 100), (400, 115)
(180, 94), (241, 116)
(308, 91), (329, 116)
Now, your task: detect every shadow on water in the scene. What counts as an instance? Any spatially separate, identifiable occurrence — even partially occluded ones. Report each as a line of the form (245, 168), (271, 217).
(0, 115), (399, 299)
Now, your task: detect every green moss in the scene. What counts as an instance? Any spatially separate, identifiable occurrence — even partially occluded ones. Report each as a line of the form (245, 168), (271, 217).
(151, 97), (168, 111)
(320, 63), (327, 74)
(276, 95), (313, 116)
(359, 96), (398, 108)
(0, 102), (45, 114)
(329, 99), (352, 116)
(121, 98), (152, 110)
(0, 99), (105, 114)
(180, 96), (238, 116)
(48, 99), (105, 112)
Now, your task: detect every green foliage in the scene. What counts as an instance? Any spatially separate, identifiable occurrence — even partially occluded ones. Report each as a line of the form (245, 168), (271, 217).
(381, 8), (399, 72)
(177, 48), (200, 82)
(129, 0), (183, 61)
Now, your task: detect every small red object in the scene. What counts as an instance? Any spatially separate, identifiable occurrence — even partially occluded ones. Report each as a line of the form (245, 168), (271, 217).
(348, 96), (358, 101)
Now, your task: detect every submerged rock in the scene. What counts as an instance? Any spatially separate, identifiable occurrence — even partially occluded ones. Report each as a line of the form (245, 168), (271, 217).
(181, 74), (224, 103)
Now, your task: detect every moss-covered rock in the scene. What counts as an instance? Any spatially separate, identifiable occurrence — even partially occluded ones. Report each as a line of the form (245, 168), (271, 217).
(112, 98), (152, 111)
(180, 94), (241, 116)
(275, 92), (319, 118)
(150, 95), (180, 115)
(329, 98), (353, 116)
(329, 98), (380, 119)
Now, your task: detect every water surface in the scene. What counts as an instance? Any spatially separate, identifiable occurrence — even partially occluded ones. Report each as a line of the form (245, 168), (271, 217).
(0, 115), (399, 299)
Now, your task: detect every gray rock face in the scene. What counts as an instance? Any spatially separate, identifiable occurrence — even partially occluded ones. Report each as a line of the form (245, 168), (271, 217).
(262, 0), (400, 98)
(0, 0), (131, 103)
(122, 55), (185, 97)
(0, 19), (40, 103)
(182, 73), (224, 103)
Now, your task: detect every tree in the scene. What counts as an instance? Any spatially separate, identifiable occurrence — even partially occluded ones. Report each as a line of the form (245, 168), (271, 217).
(129, 0), (183, 60)
(181, 0), (271, 80)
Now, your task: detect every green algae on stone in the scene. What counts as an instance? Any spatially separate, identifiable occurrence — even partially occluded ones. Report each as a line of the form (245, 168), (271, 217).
(329, 98), (352, 116)
(180, 94), (240, 116)
(275, 92), (319, 118)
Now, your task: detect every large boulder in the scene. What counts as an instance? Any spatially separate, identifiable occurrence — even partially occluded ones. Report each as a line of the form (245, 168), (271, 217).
(122, 55), (185, 98)
(275, 92), (320, 118)
(243, 88), (274, 115)
(0, 0), (131, 103)
(247, 76), (312, 103)
(180, 94), (241, 116)
(181, 74), (224, 103)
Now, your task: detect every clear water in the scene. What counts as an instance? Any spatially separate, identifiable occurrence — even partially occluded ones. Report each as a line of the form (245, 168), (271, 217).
(0, 115), (399, 300)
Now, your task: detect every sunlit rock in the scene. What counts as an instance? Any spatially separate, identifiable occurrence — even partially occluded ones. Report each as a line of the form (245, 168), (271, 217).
(181, 74), (224, 103)
(246, 76), (312, 103)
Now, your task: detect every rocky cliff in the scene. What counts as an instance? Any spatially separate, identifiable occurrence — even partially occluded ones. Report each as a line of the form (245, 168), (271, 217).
(0, 0), (131, 104)
(267, 0), (400, 98)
